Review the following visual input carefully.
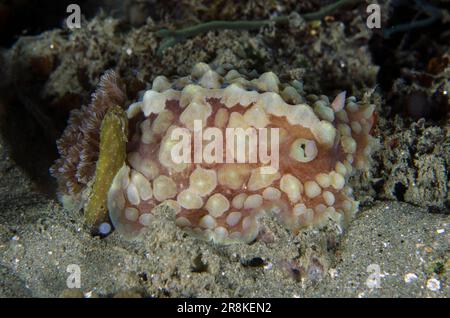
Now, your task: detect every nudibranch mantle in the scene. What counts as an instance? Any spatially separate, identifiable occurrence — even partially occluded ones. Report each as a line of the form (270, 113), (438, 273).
(51, 63), (376, 244)
(106, 63), (376, 243)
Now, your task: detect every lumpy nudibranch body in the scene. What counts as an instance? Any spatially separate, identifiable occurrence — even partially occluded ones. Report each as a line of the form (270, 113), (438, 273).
(107, 63), (376, 243)
(51, 63), (376, 244)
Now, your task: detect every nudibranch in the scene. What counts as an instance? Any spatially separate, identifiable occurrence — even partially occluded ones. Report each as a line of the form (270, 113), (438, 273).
(51, 63), (376, 244)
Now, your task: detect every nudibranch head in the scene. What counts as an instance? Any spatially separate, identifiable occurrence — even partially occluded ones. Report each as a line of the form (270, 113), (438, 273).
(102, 62), (376, 243)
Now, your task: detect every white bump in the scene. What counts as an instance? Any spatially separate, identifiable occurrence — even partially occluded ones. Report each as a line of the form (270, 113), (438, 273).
(315, 204), (327, 214)
(177, 190), (203, 210)
(243, 104), (269, 128)
(322, 191), (335, 206)
(153, 175), (177, 201)
(180, 101), (212, 131)
(142, 90), (170, 116)
(224, 69), (241, 81)
(315, 173), (331, 188)
(226, 212), (242, 227)
(314, 100), (335, 122)
(232, 193), (247, 209)
(361, 104), (375, 119)
(350, 121), (362, 134)
(128, 152), (159, 180)
(335, 162), (347, 176)
(280, 174), (303, 203)
(175, 216), (191, 227)
(223, 84), (259, 108)
(199, 214), (216, 229)
(330, 172), (345, 190)
(138, 213), (154, 226)
(346, 101), (359, 112)
(152, 76), (171, 92)
(218, 164), (250, 190)
(199, 69), (222, 89)
(342, 200), (353, 212)
(243, 194), (263, 210)
(336, 110), (349, 122)
(312, 121), (336, 147)
(242, 216), (254, 231)
(214, 108), (229, 128)
(229, 231), (242, 240)
(189, 166), (217, 196)
(293, 203), (307, 216)
(331, 91), (346, 112)
(191, 62), (211, 78)
(205, 193), (230, 218)
(252, 72), (280, 92)
(131, 170), (152, 201)
(247, 167), (280, 191)
(140, 119), (155, 144)
(213, 226), (228, 242)
(151, 110), (174, 135)
(337, 123), (351, 136)
(281, 86), (302, 104)
(262, 187), (281, 201)
(127, 101), (143, 119)
(304, 180), (321, 198)
(341, 136), (357, 154)
(127, 183), (140, 205)
(258, 92), (289, 117)
(125, 207), (139, 222)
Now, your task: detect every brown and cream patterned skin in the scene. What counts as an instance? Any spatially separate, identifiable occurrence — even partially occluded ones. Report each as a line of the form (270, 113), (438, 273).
(106, 63), (376, 243)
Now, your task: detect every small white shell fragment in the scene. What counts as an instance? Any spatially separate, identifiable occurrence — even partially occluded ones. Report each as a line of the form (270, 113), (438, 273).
(426, 278), (441, 292)
(404, 273), (418, 283)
